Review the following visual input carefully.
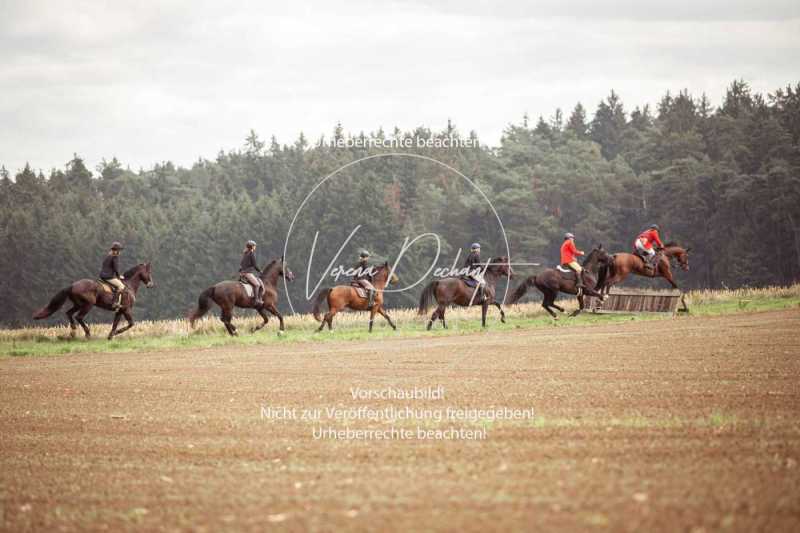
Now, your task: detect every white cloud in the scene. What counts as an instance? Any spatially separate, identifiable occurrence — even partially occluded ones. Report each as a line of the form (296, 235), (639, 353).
(0, 0), (798, 173)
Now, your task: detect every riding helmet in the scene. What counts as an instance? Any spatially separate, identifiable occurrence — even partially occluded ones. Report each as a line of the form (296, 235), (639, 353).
(649, 224), (660, 231)
(246, 240), (256, 248)
(111, 241), (124, 250)
(359, 249), (370, 258)
(471, 242), (481, 250)
(564, 232), (574, 239)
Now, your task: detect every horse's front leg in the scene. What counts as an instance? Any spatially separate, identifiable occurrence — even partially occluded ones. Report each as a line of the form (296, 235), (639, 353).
(481, 302), (488, 327)
(107, 312), (123, 340)
(265, 304), (285, 333)
(252, 307), (270, 332)
(493, 302), (506, 323)
(113, 311), (136, 337)
(369, 308), (376, 332)
(76, 303), (93, 338)
(570, 293), (585, 317)
(377, 307), (396, 330)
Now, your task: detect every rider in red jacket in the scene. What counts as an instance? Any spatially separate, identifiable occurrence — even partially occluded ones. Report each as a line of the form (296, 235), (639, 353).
(634, 224), (664, 269)
(560, 232), (585, 289)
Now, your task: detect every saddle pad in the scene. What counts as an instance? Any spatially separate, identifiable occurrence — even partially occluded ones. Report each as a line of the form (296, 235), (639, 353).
(240, 282), (254, 298)
(350, 284), (367, 299)
(461, 277), (478, 288)
(555, 266), (577, 280)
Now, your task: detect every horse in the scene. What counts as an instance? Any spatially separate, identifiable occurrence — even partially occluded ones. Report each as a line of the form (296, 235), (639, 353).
(188, 257), (295, 336)
(417, 256), (513, 329)
(597, 242), (690, 311)
(32, 263), (154, 339)
(599, 242), (690, 292)
(508, 247), (609, 319)
(312, 262), (399, 332)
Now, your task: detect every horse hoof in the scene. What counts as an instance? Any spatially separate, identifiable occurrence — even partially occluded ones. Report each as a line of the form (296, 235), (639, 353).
(277, 330), (284, 336)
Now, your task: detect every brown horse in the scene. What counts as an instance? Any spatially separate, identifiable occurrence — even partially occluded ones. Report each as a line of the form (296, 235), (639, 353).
(312, 262), (399, 332)
(508, 247), (608, 319)
(598, 242), (690, 311)
(188, 257), (295, 336)
(417, 256), (513, 329)
(599, 242), (690, 291)
(32, 263), (154, 339)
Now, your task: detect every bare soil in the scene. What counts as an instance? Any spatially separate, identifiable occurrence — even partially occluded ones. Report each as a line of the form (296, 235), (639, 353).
(2, 309), (799, 532)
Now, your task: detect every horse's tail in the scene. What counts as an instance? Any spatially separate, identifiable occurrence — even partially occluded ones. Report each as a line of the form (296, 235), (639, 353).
(188, 286), (215, 328)
(417, 281), (438, 315)
(32, 287), (71, 319)
(312, 288), (331, 322)
(508, 276), (535, 304)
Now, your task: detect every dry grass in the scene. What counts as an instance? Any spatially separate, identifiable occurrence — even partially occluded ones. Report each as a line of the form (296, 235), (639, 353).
(686, 284), (800, 304)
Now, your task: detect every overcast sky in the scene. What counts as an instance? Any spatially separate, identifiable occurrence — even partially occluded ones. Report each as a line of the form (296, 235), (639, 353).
(1, 0), (799, 174)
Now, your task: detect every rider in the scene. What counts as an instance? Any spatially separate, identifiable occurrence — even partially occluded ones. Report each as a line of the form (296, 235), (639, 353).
(560, 232), (586, 291)
(634, 224), (664, 270)
(100, 242), (126, 310)
(464, 242), (486, 303)
(353, 249), (376, 308)
(239, 240), (264, 307)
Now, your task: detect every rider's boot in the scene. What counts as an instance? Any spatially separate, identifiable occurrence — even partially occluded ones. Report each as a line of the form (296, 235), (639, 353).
(367, 289), (375, 309)
(112, 289), (122, 310)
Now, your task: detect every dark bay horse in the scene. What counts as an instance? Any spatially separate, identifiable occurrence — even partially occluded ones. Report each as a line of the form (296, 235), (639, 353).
(599, 242), (690, 292)
(312, 262), (399, 332)
(188, 257), (295, 336)
(508, 247), (608, 319)
(417, 256), (513, 329)
(33, 263), (154, 339)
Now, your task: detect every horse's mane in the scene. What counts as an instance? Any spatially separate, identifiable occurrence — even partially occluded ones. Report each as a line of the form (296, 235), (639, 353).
(123, 264), (144, 278)
(581, 248), (600, 267)
(486, 257), (508, 273)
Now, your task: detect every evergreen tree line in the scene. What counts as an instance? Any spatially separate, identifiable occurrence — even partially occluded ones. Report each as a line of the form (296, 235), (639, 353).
(1, 80), (799, 326)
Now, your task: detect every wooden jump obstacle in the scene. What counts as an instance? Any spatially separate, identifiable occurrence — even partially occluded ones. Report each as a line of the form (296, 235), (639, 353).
(586, 288), (686, 314)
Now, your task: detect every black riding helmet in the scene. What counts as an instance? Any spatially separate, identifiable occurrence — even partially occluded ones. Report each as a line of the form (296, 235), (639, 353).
(111, 242), (123, 251)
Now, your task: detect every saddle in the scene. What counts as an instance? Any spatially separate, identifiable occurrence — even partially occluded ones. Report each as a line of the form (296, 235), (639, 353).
(460, 276), (478, 288)
(97, 279), (132, 306)
(98, 279), (130, 293)
(555, 265), (578, 281)
(634, 250), (660, 271)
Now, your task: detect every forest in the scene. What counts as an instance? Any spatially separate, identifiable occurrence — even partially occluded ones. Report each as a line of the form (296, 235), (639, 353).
(1, 79), (799, 326)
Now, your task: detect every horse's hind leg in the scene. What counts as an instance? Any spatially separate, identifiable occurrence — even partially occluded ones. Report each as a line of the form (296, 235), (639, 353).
(438, 305), (447, 329)
(427, 307), (441, 330)
(66, 304), (79, 337)
(221, 308), (237, 336)
(75, 303), (93, 338)
(541, 292), (558, 319)
(551, 302), (565, 313)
